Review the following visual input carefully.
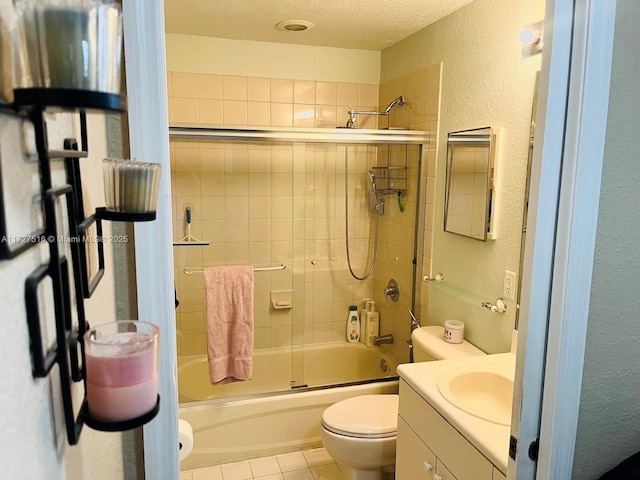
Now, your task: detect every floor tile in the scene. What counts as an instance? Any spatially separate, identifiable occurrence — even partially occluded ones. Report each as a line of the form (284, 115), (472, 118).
(250, 456), (281, 477)
(303, 448), (334, 467)
(255, 474), (285, 480)
(180, 471), (194, 480)
(277, 452), (309, 472)
(221, 461), (253, 480)
(192, 465), (223, 480)
(310, 464), (342, 480)
(283, 469), (315, 480)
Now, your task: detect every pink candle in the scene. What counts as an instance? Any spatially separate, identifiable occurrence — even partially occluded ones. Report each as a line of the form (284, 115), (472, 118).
(85, 322), (159, 422)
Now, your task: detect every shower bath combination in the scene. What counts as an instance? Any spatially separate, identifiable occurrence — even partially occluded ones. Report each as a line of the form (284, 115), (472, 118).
(169, 123), (428, 469)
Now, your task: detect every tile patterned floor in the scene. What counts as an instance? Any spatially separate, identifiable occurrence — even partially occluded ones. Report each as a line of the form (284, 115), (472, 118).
(180, 448), (343, 480)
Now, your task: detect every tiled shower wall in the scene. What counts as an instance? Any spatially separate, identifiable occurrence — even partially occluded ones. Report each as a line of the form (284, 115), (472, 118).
(168, 73), (382, 357)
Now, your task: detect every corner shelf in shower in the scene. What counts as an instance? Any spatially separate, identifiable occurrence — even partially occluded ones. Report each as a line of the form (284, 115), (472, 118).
(0, 87), (158, 445)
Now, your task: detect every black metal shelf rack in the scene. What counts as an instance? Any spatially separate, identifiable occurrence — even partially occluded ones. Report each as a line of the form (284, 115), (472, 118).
(1, 88), (159, 445)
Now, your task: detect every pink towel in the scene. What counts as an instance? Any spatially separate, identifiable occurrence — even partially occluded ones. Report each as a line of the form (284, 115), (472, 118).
(204, 266), (254, 384)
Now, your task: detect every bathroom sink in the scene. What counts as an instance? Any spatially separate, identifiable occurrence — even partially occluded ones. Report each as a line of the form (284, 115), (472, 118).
(437, 365), (514, 426)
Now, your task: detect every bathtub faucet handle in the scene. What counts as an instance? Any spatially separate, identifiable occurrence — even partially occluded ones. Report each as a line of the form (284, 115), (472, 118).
(384, 279), (399, 303)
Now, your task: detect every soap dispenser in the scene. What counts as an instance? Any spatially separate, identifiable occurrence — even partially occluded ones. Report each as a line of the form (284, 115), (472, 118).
(362, 299), (380, 347)
(346, 305), (360, 343)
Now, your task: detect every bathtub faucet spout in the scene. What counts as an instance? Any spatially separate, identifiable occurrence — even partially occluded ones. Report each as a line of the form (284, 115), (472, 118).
(373, 334), (394, 346)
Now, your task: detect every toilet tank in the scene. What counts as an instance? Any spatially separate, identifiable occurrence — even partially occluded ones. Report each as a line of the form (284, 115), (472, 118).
(411, 325), (485, 362)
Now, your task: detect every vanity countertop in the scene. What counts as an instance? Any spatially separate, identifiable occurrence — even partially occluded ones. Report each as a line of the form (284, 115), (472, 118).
(397, 352), (515, 473)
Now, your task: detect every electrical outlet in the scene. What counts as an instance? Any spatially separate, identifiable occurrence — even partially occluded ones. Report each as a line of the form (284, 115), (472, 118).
(504, 270), (517, 301)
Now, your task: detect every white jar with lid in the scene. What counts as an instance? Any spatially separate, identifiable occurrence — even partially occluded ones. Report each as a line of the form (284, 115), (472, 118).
(443, 320), (465, 344)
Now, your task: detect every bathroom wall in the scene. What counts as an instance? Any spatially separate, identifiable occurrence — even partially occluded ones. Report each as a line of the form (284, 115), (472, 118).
(166, 34), (380, 84)
(0, 100), (128, 480)
(380, 0), (544, 353)
(572, 2), (640, 477)
(166, 37), (389, 359)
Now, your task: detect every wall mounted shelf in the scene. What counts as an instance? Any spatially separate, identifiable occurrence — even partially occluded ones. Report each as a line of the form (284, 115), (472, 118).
(0, 87), (158, 445)
(423, 274), (504, 312)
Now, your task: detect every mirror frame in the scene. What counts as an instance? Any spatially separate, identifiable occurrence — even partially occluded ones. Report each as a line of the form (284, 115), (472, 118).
(444, 126), (498, 241)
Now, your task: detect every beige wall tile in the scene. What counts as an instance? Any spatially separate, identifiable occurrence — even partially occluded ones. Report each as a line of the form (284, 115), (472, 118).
(198, 99), (223, 124)
(200, 148), (225, 173)
(358, 84), (379, 108)
(293, 104), (315, 128)
(173, 98), (198, 123)
(271, 79), (293, 103)
(172, 72), (198, 98)
(178, 289), (204, 313)
(174, 172), (201, 197)
(294, 80), (316, 104)
(225, 197), (249, 219)
(249, 219), (271, 240)
(316, 105), (338, 128)
(248, 101), (270, 126)
(337, 82), (359, 106)
(166, 72), (173, 97)
(167, 98), (174, 123)
(201, 197), (226, 220)
(180, 312), (205, 335)
(224, 173), (249, 197)
(197, 74), (223, 99)
(223, 100), (247, 125)
(222, 75), (247, 100)
(200, 173), (225, 195)
(181, 334), (205, 356)
(201, 220), (226, 243)
(248, 77), (271, 102)
(271, 103), (293, 127)
(172, 147), (200, 174)
(316, 81), (337, 105)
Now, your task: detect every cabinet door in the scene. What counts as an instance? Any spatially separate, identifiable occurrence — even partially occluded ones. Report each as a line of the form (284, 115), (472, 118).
(434, 459), (457, 480)
(396, 416), (437, 479)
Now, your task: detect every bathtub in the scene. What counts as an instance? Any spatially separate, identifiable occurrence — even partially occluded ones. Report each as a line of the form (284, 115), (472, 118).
(178, 341), (399, 402)
(179, 342), (400, 470)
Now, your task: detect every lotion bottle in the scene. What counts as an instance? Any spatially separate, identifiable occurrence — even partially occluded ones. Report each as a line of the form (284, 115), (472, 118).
(346, 305), (360, 343)
(363, 300), (380, 347)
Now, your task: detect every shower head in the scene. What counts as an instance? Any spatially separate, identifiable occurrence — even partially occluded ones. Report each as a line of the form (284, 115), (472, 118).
(383, 96), (405, 115)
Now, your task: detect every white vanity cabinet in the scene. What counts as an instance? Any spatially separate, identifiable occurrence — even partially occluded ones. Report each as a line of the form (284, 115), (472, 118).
(396, 379), (507, 480)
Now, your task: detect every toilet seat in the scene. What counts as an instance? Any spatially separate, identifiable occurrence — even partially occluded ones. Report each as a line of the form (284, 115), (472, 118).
(321, 394), (398, 439)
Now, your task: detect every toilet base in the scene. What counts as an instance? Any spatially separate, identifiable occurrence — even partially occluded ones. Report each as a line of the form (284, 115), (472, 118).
(341, 465), (384, 480)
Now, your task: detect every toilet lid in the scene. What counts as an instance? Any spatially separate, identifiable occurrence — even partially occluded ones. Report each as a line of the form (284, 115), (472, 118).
(321, 395), (398, 439)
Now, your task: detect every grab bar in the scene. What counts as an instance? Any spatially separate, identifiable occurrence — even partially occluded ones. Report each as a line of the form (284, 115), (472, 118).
(183, 264), (286, 275)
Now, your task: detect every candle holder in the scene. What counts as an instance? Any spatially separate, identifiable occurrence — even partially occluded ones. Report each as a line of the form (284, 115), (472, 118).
(84, 321), (160, 424)
(99, 158), (161, 221)
(14, 0), (123, 93)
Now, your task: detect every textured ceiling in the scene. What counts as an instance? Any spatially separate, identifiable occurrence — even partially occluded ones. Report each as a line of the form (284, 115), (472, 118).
(163, 0), (475, 51)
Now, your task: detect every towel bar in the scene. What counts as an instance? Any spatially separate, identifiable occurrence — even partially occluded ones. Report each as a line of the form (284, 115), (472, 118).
(183, 264), (286, 275)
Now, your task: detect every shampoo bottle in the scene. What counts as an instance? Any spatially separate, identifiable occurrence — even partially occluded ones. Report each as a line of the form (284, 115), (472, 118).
(363, 300), (380, 347)
(346, 305), (360, 343)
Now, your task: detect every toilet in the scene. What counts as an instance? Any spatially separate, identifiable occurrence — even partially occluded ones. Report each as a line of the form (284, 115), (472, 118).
(321, 325), (485, 480)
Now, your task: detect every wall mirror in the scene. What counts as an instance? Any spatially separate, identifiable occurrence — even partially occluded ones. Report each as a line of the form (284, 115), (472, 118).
(444, 127), (498, 241)
(515, 72), (539, 329)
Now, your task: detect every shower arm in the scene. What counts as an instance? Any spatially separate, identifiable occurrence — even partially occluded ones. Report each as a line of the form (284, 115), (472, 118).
(346, 96), (405, 128)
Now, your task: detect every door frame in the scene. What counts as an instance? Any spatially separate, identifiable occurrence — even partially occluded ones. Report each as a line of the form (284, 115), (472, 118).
(511, 0), (618, 478)
(122, 0), (618, 478)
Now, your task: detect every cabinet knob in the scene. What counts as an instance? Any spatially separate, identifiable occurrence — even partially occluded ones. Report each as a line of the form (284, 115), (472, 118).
(433, 475), (443, 480)
(423, 462), (433, 472)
